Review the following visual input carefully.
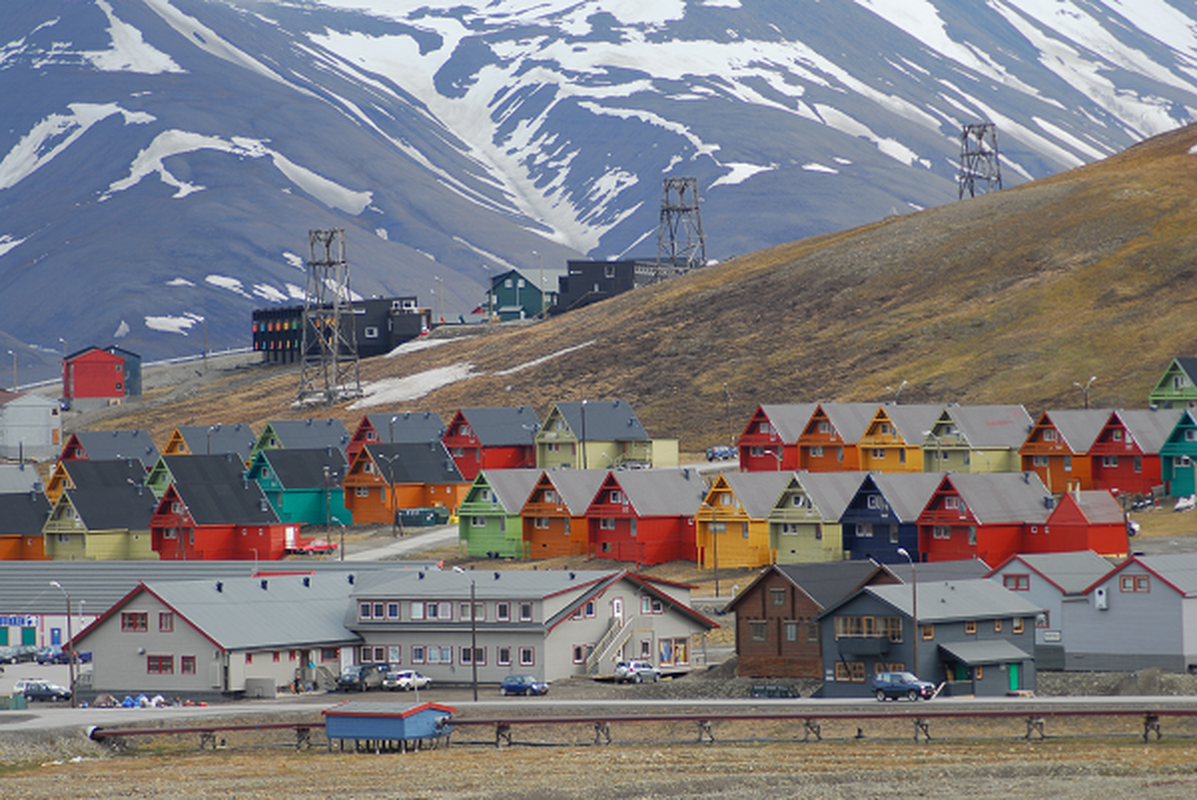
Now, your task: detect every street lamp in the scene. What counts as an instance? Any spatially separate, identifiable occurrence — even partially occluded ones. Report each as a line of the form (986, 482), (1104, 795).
(580, 400), (588, 469)
(532, 250), (544, 318)
(389, 415), (398, 444)
(699, 502), (721, 598)
(923, 430), (945, 472)
(376, 452), (401, 537)
(885, 380), (907, 404)
(1073, 375), (1096, 409)
(896, 547), (919, 679)
(762, 448), (783, 472)
(452, 567), (479, 702)
(49, 581), (76, 708)
(7, 349), (15, 391)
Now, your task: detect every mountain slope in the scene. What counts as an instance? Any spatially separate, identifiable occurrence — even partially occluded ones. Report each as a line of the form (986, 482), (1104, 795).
(3, 0), (1197, 369)
(95, 122), (1197, 451)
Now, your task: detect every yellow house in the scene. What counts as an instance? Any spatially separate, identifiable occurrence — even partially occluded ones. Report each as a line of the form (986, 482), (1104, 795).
(43, 486), (157, 561)
(923, 405), (1032, 474)
(696, 472), (791, 570)
(856, 405), (943, 473)
(162, 424), (257, 463)
(767, 472), (865, 564)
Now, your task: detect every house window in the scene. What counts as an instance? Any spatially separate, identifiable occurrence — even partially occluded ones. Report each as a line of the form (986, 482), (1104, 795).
(572, 645), (586, 664)
(121, 612), (148, 632)
(159, 612), (173, 632)
(461, 646), (485, 665)
(359, 603), (372, 620)
(245, 653), (253, 664)
(1187, 429), (1197, 442)
(1134, 456), (1142, 473)
(519, 603), (533, 622)
(1043, 430), (1057, 442)
(411, 602), (424, 620)
(1112, 430), (1123, 442)
(871, 449), (885, 459)
(1102, 455), (1119, 468)
(471, 516), (487, 528)
(968, 527), (977, 546)
(857, 524), (873, 538)
(1036, 611), (1050, 628)
(147, 655), (173, 674)
(1176, 456), (1191, 467)
(867, 495), (881, 509)
(585, 601), (596, 617)
(496, 602), (510, 621)
(460, 602), (484, 621)
(1003, 574), (1030, 591)
(609, 490), (624, 504)
(784, 622), (798, 642)
(921, 624), (934, 640)
(810, 445), (824, 458)
(497, 646), (511, 666)
(534, 517), (549, 529)
(818, 421), (831, 434)
(411, 645), (425, 664)
(519, 647), (535, 666)
(749, 622), (767, 642)
(994, 619), (1003, 633)
(355, 487), (369, 498)
(364, 326), (379, 339)
(889, 526), (899, 544)
(806, 622), (820, 642)
(1013, 618), (1025, 634)
(965, 621), (977, 635)
(1032, 455), (1048, 467)
(933, 526), (950, 539)
(770, 588), (786, 606)
(598, 517), (616, 530)
(387, 603), (400, 619)
(181, 656), (196, 674)
(1121, 575), (1150, 592)
(321, 648), (338, 661)
(1064, 455), (1072, 472)
(427, 646), (452, 664)
(640, 639), (652, 658)
(944, 497), (959, 510)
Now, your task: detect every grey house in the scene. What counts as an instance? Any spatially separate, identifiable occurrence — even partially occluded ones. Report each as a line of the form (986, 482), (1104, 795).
(986, 551), (1114, 670)
(0, 390), (63, 460)
(1062, 553), (1197, 672)
(818, 578), (1042, 698)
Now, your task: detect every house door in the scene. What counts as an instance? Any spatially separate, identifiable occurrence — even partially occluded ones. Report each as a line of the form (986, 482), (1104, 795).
(1008, 663), (1020, 691)
(612, 597), (624, 623)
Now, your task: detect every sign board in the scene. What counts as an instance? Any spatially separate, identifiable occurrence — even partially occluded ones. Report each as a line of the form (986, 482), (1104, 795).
(1042, 630), (1062, 642)
(0, 615), (40, 627)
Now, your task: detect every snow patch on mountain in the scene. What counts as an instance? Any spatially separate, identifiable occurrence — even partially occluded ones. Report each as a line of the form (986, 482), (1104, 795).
(710, 163), (775, 188)
(0, 235), (26, 258)
(349, 362), (476, 408)
(253, 284), (289, 302)
(84, 0), (184, 74)
(165, 277), (194, 286)
(802, 162), (840, 174)
(206, 275), (252, 298)
(145, 313), (204, 335)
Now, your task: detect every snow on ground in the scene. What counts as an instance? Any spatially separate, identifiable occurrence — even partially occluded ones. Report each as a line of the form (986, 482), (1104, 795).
(710, 162), (775, 188)
(144, 313), (203, 335)
(349, 362), (476, 408)
(206, 274), (252, 297)
(253, 283), (289, 302)
(385, 338), (456, 357)
(165, 277), (194, 286)
(84, 0), (184, 74)
(0, 235), (26, 258)
(283, 252), (305, 270)
(494, 340), (595, 376)
(802, 162), (839, 174)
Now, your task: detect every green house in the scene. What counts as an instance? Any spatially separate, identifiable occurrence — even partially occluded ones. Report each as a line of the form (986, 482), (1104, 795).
(535, 400), (676, 470)
(1160, 410), (1197, 498)
(248, 418), (351, 465)
(767, 472), (863, 564)
(481, 269), (555, 321)
(247, 448), (351, 527)
(457, 469), (542, 558)
(1149, 358), (1197, 410)
(146, 453), (250, 500)
(42, 485), (157, 561)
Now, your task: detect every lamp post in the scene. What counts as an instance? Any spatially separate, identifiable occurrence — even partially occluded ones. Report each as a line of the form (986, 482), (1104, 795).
(580, 400), (588, 469)
(7, 349), (15, 391)
(1073, 375), (1096, 409)
(532, 250), (544, 318)
(49, 581), (76, 708)
(885, 380), (907, 405)
(762, 448), (783, 472)
(896, 547), (918, 678)
(699, 502), (721, 598)
(453, 567), (479, 702)
(376, 452), (401, 537)
(923, 430), (945, 472)
(389, 414), (398, 443)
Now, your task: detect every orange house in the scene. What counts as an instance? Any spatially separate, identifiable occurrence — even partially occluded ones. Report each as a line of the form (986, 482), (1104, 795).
(343, 443), (468, 525)
(795, 403), (877, 472)
(0, 492), (50, 560)
(856, 404), (942, 473)
(1020, 410), (1110, 492)
(521, 469), (608, 558)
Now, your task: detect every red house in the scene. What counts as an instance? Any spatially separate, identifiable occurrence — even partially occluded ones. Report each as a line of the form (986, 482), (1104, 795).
(150, 455), (295, 561)
(736, 404), (816, 472)
(1028, 489), (1130, 559)
(1088, 409), (1182, 496)
(63, 347), (127, 408)
(587, 469), (704, 565)
(917, 472), (1051, 565)
(345, 411), (445, 463)
(442, 407), (539, 480)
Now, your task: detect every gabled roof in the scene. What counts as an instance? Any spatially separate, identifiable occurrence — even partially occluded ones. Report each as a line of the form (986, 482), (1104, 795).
(361, 442), (465, 484)
(59, 484), (156, 531)
(551, 400), (649, 442)
(536, 469), (610, 515)
(887, 559), (991, 584)
(840, 579), (1043, 622)
(937, 405), (1033, 449)
(0, 389), (57, 409)
(1153, 358), (1197, 394)
(164, 455), (278, 525)
(478, 469), (542, 513)
(261, 418), (351, 451)
(716, 472), (792, 518)
(362, 411), (445, 444)
(1087, 553), (1197, 597)
(938, 639), (1033, 665)
(790, 472), (866, 519)
(69, 430), (160, 463)
(727, 560), (896, 614)
(986, 551), (1114, 595)
(878, 404), (944, 442)
(0, 491), (51, 535)
(174, 424), (257, 460)
(756, 404), (819, 442)
(0, 464), (42, 494)
(452, 407), (540, 446)
(940, 472), (1052, 524)
(604, 468), (707, 516)
(61, 458), (149, 490)
(812, 403), (878, 441)
(1054, 490), (1125, 525)
(1110, 408), (1185, 454)
(251, 448), (349, 490)
(865, 473), (943, 521)
(1033, 409), (1115, 452)
(351, 566), (620, 603)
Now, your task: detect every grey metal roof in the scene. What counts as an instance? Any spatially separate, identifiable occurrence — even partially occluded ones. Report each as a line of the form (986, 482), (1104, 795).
(879, 404), (945, 442)
(794, 472), (867, 519)
(71, 430), (160, 464)
(262, 418), (351, 451)
(455, 407), (540, 446)
(0, 491), (51, 535)
(167, 454), (278, 525)
(948, 472), (1052, 524)
(887, 559), (992, 583)
(867, 472), (943, 521)
(867, 579), (1043, 622)
(1038, 409), (1115, 452)
(541, 469), (609, 514)
(937, 405), (1033, 449)
(816, 404), (880, 442)
(721, 472), (792, 518)
(364, 411), (446, 444)
(937, 639), (1034, 665)
(994, 552), (1115, 594)
(61, 484), (157, 530)
(1174, 358), (1197, 388)
(479, 469), (543, 513)
(757, 404), (819, 442)
(0, 561), (433, 617)
(552, 400), (649, 442)
(610, 468), (708, 516)
(1136, 553), (1197, 595)
(350, 566), (621, 602)
(63, 458), (152, 490)
(772, 561), (895, 609)
(1114, 408), (1185, 454)
(1066, 490), (1125, 524)
(363, 443), (464, 484)
(0, 464), (41, 493)
(254, 448), (349, 490)
(175, 424), (257, 460)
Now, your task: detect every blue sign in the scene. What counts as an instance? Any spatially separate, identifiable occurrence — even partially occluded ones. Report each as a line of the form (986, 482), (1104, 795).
(0, 615), (40, 627)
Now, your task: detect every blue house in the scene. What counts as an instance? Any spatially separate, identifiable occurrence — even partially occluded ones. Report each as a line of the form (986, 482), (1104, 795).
(322, 701), (455, 752)
(840, 473), (941, 563)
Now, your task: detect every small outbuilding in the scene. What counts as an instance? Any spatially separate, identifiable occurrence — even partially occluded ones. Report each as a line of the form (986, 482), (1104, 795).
(322, 701), (455, 752)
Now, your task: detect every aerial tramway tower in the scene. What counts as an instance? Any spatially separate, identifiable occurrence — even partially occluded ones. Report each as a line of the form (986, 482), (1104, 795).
(295, 228), (362, 406)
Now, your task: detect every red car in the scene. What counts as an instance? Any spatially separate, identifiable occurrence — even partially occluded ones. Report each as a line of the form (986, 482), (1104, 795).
(291, 539), (337, 555)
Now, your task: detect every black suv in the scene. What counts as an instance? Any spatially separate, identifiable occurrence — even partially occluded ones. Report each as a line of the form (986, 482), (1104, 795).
(872, 671), (935, 701)
(336, 663), (389, 692)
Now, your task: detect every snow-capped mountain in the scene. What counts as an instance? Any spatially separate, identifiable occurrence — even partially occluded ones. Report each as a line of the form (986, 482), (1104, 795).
(3, 0), (1196, 370)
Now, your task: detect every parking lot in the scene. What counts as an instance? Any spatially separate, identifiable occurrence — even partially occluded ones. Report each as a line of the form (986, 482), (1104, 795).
(0, 662), (77, 699)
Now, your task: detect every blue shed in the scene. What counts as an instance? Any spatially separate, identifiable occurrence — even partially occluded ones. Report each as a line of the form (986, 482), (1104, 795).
(322, 701), (455, 753)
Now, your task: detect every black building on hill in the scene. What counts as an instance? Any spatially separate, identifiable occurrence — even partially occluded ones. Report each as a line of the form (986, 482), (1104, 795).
(552, 259), (691, 315)
(252, 297), (431, 363)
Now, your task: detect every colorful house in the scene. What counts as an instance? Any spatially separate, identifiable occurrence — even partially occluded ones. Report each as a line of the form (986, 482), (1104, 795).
(857, 404), (943, 473)
(247, 448), (351, 527)
(917, 473), (1052, 565)
(726, 561), (899, 678)
(456, 469), (543, 558)
(45, 458), (148, 505)
(346, 411), (445, 462)
(479, 268), (555, 321)
(1160, 410), (1197, 497)
(521, 469), (609, 559)
(0, 390), (63, 460)
(922, 404), (1032, 474)
(1030, 489), (1129, 559)
(840, 472), (941, 564)
(1148, 357), (1197, 410)
(1019, 409), (1111, 492)
(62, 347), (128, 411)
(342, 442), (467, 525)
(1088, 408), (1181, 496)
(796, 404), (878, 472)
(0, 491), (51, 561)
(736, 404), (817, 472)
(161, 424), (257, 462)
(43, 484), (157, 560)
(587, 469), (705, 565)
(60, 429), (160, 468)
(695, 472), (791, 570)
(443, 407), (539, 480)
(248, 418), (351, 464)
(535, 400), (675, 471)
(767, 472), (865, 564)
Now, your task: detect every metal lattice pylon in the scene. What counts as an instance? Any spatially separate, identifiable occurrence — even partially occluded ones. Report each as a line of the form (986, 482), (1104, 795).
(295, 229), (362, 406)
(958, 123), (1002, 199)
(657, 177), (707, 271)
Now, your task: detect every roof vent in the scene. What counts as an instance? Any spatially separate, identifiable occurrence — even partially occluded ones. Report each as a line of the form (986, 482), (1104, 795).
(569, 571), (576, 580)
(418, 572), (425, 580)
(306, 419), (313, 426)
(494, 572), (500, 580)
(347, 574), (354, 584)
(260, 579), (268, 590)
(303, 576), (310, 587)
(1023, 472), (1030, 484)
(216, 581), (223, 593)
(628, 418), (634, 426)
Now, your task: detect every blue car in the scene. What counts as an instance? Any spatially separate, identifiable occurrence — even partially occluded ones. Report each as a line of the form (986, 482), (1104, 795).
(499, 675), (549, 696)
(872, 671), (935, 701)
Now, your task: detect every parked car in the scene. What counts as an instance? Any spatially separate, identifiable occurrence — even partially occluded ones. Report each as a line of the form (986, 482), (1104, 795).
(290, 538), (337, 555)
(16, 680), (72, 702)
(53, 650), (92, 665)
(705, 445), (736, 462)
(336, 663), (389, 692)
(614, 660), (661, 683)
(872, 671), (935, 701)
(0, 645), (39, 664)
(383, 670), (432, 692)
(35, 646), (63, 665)
(499, 675), (549, 696)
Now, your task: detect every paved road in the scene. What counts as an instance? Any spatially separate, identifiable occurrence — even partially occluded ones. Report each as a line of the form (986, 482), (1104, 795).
(342, 524), (459, 561)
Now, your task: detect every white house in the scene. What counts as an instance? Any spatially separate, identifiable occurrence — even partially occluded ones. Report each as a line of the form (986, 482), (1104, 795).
(0, 390), (62, 460)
